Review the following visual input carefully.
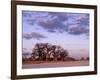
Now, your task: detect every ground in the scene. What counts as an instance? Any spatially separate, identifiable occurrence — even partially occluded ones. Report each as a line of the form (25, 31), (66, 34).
(22, 61), (89, 69)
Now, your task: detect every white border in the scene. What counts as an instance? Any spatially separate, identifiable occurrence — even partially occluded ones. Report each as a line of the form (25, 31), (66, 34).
(17, 5), (94, 75)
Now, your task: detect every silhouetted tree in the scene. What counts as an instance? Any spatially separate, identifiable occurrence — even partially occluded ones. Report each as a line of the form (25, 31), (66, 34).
(80, 57), (85, 61)
(86, 57), (89, 60)
(31, 43), (69, 61)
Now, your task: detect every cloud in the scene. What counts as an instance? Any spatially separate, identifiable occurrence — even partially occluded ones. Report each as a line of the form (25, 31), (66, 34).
(23, 11), (89, 36)
(22, 11), (49, 26)
(47, 30), (56, 33)
(26, 19), (36, 25)
(48, 12), (68, 21)
(76, 14), (89, 26)
(68, 27), (89, 35)
(23, 32), (47, 40)
(39, 19), (64, 28)
(67, 14), (89, 35)
(22, 11), (32, 17)
(37, 12), (89, 35)
(38, 12), (68, 33)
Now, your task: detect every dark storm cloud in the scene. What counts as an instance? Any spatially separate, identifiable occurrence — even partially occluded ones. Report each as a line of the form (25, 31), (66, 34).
(38, 19), (64, 29)
(67, 14), (89, 35)
(38, 19), (68, 33)
(23, 10), (89, 36)
(68, 27), (89, 35)
(23, 32), (47, 40)
(76, 14), (89, 26)
(26, 19), (36, 25)
(38, 12), (89, 35)
(48, 12), (68, 21)
(22, 11), (32, 17)
(38, 12), (68, 33)
(47, 30), (56, 33)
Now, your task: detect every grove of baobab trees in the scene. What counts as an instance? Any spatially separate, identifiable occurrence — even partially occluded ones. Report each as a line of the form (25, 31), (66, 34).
(30, 43), (69, 61)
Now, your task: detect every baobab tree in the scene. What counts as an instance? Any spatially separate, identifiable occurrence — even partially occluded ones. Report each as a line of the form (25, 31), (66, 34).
(31, 43), (69, 61)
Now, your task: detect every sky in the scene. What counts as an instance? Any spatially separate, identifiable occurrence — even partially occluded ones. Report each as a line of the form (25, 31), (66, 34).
(22, 10), (90, 59)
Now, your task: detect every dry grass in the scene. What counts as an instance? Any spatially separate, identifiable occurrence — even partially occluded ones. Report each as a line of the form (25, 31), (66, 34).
(23, 60), (74, 64)
(22, 60), (89, 69)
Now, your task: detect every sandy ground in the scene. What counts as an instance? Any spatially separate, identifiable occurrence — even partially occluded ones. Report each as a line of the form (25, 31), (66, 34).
(22, 61), (89, 69)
